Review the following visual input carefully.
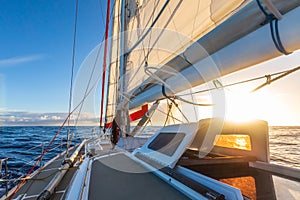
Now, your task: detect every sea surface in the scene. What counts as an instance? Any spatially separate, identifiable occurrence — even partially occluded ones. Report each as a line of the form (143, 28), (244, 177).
(0, 126), (300, 196)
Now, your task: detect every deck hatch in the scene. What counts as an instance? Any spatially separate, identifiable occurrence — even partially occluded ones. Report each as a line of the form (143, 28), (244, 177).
(148, 132), (186, 156)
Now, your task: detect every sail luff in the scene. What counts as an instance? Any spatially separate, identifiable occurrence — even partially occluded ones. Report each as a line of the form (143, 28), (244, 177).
(105, 0), (122, 127)
(104, 2), (115, 130)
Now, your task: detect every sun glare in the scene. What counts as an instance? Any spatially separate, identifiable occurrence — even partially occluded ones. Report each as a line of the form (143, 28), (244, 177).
(224, 86), (271, 123)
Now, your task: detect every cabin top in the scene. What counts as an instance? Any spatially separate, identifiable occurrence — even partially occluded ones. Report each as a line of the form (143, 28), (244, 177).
(134, 118), (269, 168)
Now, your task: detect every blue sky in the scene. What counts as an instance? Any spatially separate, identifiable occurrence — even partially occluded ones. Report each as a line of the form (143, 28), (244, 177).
(0, 0), (107, 120)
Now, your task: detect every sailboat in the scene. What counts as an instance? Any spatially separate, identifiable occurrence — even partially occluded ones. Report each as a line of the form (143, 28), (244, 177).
(1, 0), (300, 199)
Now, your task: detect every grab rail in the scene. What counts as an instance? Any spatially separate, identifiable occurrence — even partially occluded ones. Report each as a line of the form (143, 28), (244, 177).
(0, 158), (9, 197)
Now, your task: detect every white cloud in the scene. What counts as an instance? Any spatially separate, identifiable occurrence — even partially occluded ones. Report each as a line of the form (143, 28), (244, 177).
(0, 111), (98, 126)
(51, 115), (61, 120)
(0, 54), (44, 67)
(8, 116), (16, 122)
(40, 115), (48, 120)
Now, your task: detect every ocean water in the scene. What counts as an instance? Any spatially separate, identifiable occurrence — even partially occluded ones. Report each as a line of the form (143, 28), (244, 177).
(0, 126), (299, 196)
(0, 126), (90, 196)
(269, 126), (300, 168)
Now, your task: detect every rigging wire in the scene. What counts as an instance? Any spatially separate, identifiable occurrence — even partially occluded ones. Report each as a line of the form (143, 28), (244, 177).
(126, 0), (170, 55)
(9, 74), (104, 198)
(139, 0), (158, 66)
(161, 85), (189, 123)
(163, 99), (173, 126)
(156, 65), (300, 124)
(127, 0), (158, 56)
(98, 0), (106, 26)
(160, 84), (213, 106)
(129, 0), (159, 44)
(136, 104), (157, 136)
(189, 88), (198, 120)
(128, 0), (183, 88)
(251, 66), (300, 92)
(155, 107), (185, 124)
(66, 0), (79, 157)
(177, 66), (300, 97)
(9, 2), (118, 198)
(74, 0), (116, 127)
(167, 101), (176, 124)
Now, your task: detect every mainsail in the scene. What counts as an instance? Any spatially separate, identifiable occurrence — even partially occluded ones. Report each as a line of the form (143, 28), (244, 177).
(104, 0), (300, 128)
(109, 0), (300, 110)
(124, 0), (250, 91)
(105, 0), (254, 125)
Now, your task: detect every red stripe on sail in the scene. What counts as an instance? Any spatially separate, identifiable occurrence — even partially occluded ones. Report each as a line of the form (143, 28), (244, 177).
(129, 104), (148, 121)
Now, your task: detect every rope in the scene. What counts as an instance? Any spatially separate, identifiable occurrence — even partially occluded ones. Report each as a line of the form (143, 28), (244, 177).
(9, 67), (107, 198)
(9, 1), (119, 198)
(163, 100), (173, 126)
(161, 84), (213, 106)
(135, 106), (157, 136)
(0, 168), (78, 183)
(156, 108), (185, 124)
(8, 111), (80, 199)
(74, 0), (116, 128)
(178, 66), (300, 97)
(251, 66), (300, 92)
(174, 96), (213, 107)
(256, 0), (291, 55)
(161, 85), (189, 123)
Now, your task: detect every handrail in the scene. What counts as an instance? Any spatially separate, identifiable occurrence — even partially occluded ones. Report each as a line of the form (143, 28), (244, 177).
(37, 140), (87, 200)
(1, 158), (9, 197)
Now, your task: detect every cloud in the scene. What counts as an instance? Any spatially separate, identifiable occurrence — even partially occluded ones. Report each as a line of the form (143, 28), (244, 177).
(0, 54), (44, 67)
(0, 111), (99, 126)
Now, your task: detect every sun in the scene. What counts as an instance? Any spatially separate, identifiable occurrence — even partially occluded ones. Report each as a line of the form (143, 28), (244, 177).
(224, 86), (272, 123)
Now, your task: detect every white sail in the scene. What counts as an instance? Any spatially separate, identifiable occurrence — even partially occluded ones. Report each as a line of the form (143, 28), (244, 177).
(123, 0), (250, 93)
(105, 0), (122, 126)
(130, 5), (300, 109)
(121, 0), (300, 109)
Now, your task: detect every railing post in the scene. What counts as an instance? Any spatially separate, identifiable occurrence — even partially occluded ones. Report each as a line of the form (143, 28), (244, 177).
(4, 158), (8, 196)
(41, 143), (44, 167)
(60, 137), (63, 151)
